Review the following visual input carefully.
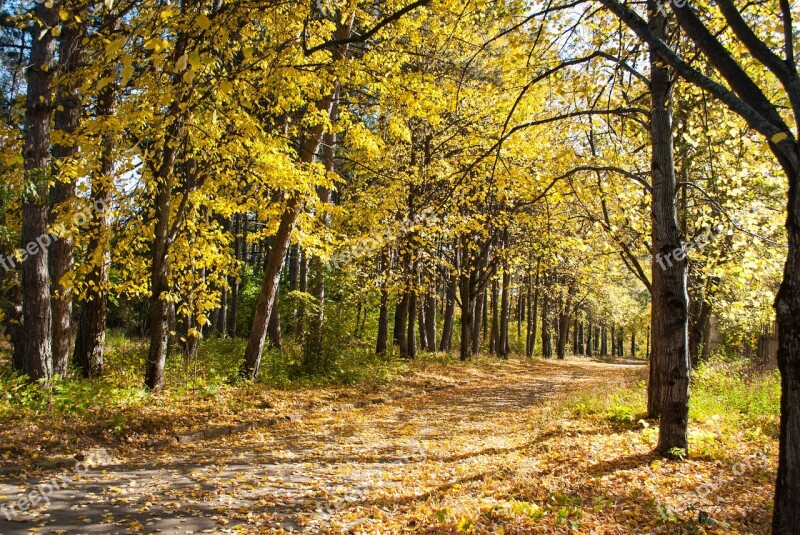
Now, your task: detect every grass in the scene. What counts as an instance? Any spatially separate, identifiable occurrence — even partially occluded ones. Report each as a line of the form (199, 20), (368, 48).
(564, 356), (780, 442)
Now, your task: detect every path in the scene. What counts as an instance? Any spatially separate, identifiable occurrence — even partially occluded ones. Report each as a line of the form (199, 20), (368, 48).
(0, 358), (643, 534)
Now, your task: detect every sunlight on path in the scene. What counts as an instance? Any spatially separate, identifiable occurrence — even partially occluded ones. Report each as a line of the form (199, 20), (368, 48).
(0, 358), (642, 534)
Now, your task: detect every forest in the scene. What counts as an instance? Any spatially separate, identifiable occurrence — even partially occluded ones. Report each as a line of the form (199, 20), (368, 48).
(0, 0), (798, 532)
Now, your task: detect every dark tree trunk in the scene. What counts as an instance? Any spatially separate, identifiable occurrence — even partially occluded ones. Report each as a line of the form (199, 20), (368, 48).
(376, 286), (389, 354)
(556, 306), (570, 360)
(1, 269), (24, 372)
(471, 287), (484, 355)
(50, 16), (84, 377)
(425, 293), (436, 353)
(144, 125), (181, 391)
(297, 249), (308, 337)
(573, 317), (580, 355)
(458, 261), (473, 361)
(268, 290), (283, 351)
(600, 325), (608, 356)
(459, 293), (473, 362)
(21, 0), (58, 381)
(774, 213), (800, 530)
(489, 278), (498, 355)
(440, 269), (456, 351)
(689, 294), (712, 367)
(394, 294), (405, 347)
(541, 295), (551, 359)
(586, 317), (593, 357)
(526, 268), (539, 357)
(648, 3), (689, 453)
(407, 289), (417, 359)
(611, 323), (616, 357)
(418, 291), (428, 351)
(397, 292), (410, 358)
(499, 265), (510, 357)
(144, 28), (193, 391)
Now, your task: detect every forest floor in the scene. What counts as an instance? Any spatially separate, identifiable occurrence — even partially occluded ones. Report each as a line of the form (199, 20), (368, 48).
(0, 356), (777, 534)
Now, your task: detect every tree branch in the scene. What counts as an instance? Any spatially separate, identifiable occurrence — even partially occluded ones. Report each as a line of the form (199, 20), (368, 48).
(302, 0), (431, 56)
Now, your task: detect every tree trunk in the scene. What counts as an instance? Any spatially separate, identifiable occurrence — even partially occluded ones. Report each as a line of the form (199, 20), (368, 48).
(499, 264), (510, 357)
(424, 292), (436, 353)
(541, 294), (551, 358)
(407, 289), (417, 359)
(287, 244), (300, 334)
(556, 306), (570, 360)
(241, 15), (353, 378)
(773, 176), (800, 531)
(573, 316), (580, 355)
(229, 214), (241, 337)
(397, 292), (410, 358)
(50, 16), (84, 377)
(376, 285), (389, 354)
(304, 131), (335, 370)
(268, 289), (283, 351)
(418, 291), (428, 351)
(586, 317), (593, 357)
(217, 284), (228, 337)
(611, 323), (616, 357)
(440, 269), (456, 351)
(689, 295), (712, 367)
(490, 278), (498, 355)
(458, 256), (473, 361)
(144, 121), (181, 391)
(21, 0), (58, 381)
(649, 3), (689, 453)
(143, 27), (193, 391)
(601, 325), (608, 356)
(526, 268), (539, 357)
(471, 287), (484, 355)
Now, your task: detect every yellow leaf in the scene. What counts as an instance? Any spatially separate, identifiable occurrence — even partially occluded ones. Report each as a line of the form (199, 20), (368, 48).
(105, 37), (126, 57)
(196, 14), (211, 30)
(771, 132), (789, 143)
(175, 54), (188, 72)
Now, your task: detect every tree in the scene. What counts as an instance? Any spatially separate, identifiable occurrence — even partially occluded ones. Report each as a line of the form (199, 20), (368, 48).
(596, 0), (800, 527)
(21, 0), (57, 382)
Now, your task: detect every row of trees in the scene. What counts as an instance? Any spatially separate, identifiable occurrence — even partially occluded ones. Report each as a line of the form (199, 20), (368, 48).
(1, 0), (796, 529)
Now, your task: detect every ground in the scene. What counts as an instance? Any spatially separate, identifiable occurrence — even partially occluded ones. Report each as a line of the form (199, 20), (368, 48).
(0, 357), (776, 534)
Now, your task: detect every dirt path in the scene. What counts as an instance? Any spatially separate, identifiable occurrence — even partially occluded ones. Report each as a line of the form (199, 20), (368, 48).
(0, 358), (643, 534)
